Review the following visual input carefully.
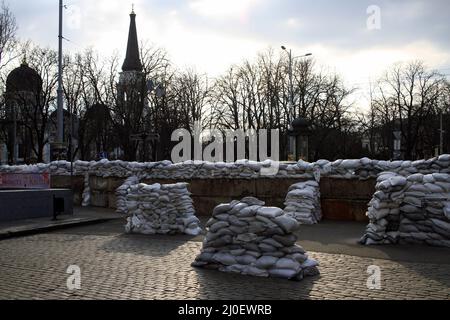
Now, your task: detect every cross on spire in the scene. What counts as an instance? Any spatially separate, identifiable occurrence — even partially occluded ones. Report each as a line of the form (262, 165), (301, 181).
(22, 49), (28, 66)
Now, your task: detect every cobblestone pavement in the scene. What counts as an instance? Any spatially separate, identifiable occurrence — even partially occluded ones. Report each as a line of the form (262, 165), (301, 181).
(0, 226), (449, 300)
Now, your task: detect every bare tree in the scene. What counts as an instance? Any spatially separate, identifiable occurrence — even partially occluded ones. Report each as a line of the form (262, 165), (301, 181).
(172, 69), (210, 131)
(25, 45), (58, 162)
(1, 43), (58, 163)
(370, 61), (446, 159)
(0, 1), (17, 70)
(209, 48), (356, 160)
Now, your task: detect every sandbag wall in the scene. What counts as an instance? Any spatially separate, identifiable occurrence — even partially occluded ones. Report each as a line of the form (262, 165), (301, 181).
(47, 173), (375, 221)
(47, 174), (375, 221)
(360, 172), (450, 247)
(124, 182), (202, 236)
(192, 197), (320, 280)
(116, 176), (140, 214)
(3, 154), (450, 180)
(284, 181), (322, 224)
(6, 155), (448, 221)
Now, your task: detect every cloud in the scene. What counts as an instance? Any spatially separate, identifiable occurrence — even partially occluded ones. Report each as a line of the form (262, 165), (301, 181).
(285, 18), (301, 29)
(188, 0), (261, 20)
(141, 8), (267, 76)
(7, 0), (450, 112)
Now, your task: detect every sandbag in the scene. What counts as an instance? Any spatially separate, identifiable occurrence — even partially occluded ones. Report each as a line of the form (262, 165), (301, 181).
(192, 197), (320, 281)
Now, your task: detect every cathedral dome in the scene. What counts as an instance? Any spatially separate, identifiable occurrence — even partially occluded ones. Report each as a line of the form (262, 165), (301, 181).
(292, 117), (310, 131)
(6, 61), (43, 94)
(84, 103), (111, 123)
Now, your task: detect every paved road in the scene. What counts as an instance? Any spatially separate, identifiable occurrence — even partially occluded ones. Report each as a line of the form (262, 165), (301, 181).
(0, 220), (449, 300)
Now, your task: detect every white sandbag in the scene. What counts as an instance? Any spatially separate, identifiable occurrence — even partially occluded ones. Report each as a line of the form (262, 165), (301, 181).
(273, 216), (300, 233)
(235, 255), (258, 265)
(212, 253), (237, 266)
(390, 176), (407, 187)
(268, 268), (298, 279)
(444, 203), (450, 219)
(361, 171), (450, 248)
(275, 258), (300, 270)
(284, 181), (322, 227)
(257, 207), (284, 219)
(192, 197), (319, 281)
(255, 256), (278, 269)
(124, 182), (202, 236)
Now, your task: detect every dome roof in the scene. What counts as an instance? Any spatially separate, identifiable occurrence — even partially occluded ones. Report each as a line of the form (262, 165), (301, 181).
(6, 62), (43, 94)
(85, 103), (111, 122)
(292, 117), (310, 130)
(50, 109), (79, 121)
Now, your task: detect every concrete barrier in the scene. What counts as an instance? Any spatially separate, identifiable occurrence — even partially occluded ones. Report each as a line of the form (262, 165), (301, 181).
(55, 175), (374, 222)
(319, 178), (375, 222)
(50, 175), (84, 206)
(0, 189), (73, 222)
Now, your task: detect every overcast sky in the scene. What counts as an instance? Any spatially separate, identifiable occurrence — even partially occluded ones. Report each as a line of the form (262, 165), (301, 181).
(8, 0), (450, 110)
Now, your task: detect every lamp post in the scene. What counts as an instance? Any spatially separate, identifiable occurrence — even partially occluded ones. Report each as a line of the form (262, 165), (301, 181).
(12, 101), (17, 164)
(281, 46), (312, 161)
(439, 112), (444, 155)
(57, 0), (64, 144)
(281, 46), (312, 120)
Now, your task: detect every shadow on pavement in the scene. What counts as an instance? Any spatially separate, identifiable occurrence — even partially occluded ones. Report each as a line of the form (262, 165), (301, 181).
(295, 220), (450, 265)
(192, 267), (318, 300)
(296, 220), (450, 288)
(100, 233), (201, 257)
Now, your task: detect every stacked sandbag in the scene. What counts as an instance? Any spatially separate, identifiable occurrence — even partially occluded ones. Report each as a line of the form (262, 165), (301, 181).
(48, 161), (73, 175)
(399, 173), (450, 247)
(74, 160), (91, 175)
(360, 172), (450, 247)
(1, 154), (449, 181)
(0, 163), (50, 174)
(139, 160), (313, 180)
(284, 181), (322, 224)
(115, 176), (140, 214)
(317, 158), (407, 179)
(124, 182), (202, 236)
(81, 173), (91, 207)
(359, 172), (407, 245)
(192, 197), (320, 281)
(314, 155), (450, 180)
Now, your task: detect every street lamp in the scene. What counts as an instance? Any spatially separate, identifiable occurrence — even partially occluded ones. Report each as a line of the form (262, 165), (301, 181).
(57, 0), (64, 144)
(281, 46), (312, 161)
(281, 46), (312, 120)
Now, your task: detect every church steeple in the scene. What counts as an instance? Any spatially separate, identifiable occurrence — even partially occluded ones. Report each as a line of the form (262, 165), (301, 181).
(122, 7), (142, 72)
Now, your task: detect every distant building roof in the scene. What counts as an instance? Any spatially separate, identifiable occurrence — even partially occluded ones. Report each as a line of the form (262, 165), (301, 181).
(84, 103), (111, 122)
(6, 61), (43, 94)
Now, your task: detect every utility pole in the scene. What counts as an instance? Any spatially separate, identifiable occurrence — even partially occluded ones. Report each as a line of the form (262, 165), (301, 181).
(57, 0), (64, 144)
(281, 46), (312, 121)
(12, 102), (17, 164)
(281, 46), (312, 161)
(440, 112), (444, 155)
(288, 49), (294, 120)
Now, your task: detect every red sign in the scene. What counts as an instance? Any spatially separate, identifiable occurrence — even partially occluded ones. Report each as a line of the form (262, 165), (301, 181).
(0, 173), (51, 189)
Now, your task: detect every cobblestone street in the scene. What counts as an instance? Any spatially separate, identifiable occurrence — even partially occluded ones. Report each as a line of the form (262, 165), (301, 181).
(0, 220), (449, 300)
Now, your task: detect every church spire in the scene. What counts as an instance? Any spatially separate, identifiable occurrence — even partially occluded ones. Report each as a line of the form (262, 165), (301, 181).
(122, 6), (142, 72)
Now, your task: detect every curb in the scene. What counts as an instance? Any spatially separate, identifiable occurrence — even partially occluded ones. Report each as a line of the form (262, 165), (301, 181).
(0, 218), (119, 240)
